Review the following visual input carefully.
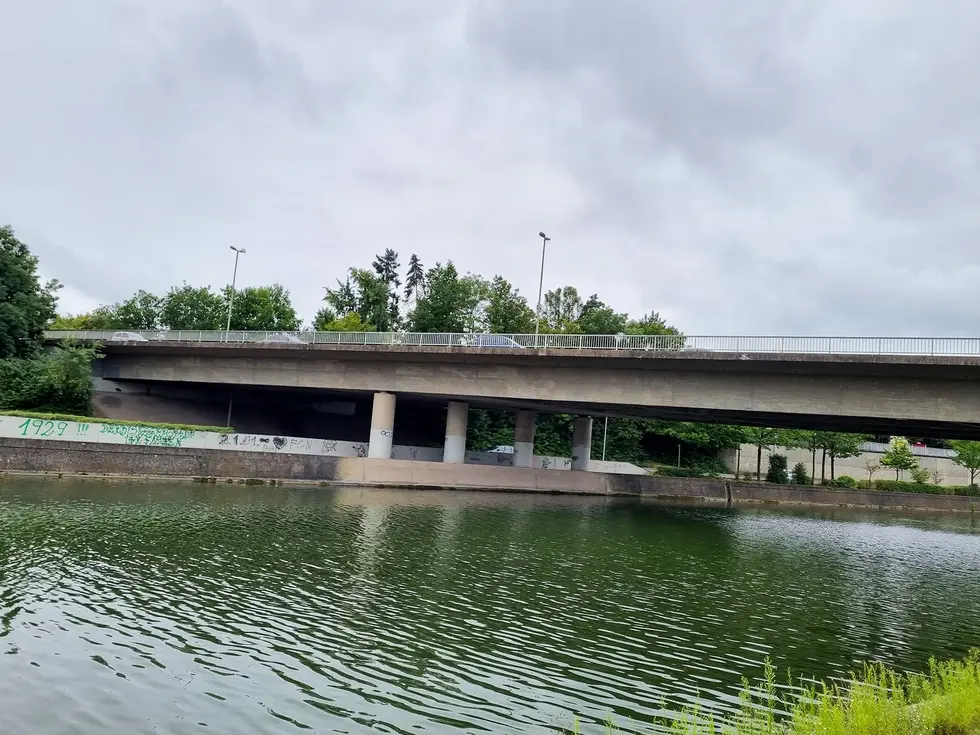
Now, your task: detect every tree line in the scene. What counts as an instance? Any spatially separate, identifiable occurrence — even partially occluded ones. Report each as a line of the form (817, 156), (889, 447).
(48, 247), (678, 336)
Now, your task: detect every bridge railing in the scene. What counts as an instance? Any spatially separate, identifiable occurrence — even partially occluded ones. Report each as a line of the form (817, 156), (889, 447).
(42, 330), (980, 356)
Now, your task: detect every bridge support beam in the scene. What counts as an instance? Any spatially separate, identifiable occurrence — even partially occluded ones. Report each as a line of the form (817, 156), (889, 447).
(571, 416), (593, 471)
(514, 410), (535, 468)
(443, 401), (468, 463)
(368, 392), (396, 459)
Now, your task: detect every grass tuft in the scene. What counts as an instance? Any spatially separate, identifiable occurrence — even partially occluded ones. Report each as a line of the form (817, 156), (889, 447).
(567, 651), (980, 735)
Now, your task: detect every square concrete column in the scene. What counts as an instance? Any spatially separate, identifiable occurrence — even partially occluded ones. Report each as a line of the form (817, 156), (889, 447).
(368, 392), (396, 459)
(571, 416), (593, 471)
(443, 401), (469, 463)
(513, 410), (536, 468)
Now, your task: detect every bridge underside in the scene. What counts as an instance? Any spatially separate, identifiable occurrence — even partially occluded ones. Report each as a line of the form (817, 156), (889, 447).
(87, 344), (980, 441)
(96, 378), (980, 440)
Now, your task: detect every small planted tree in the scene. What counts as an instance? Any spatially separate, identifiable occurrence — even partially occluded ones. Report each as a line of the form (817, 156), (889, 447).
(863, 459), (881, 488)
(745, 427), (780, 481)
(932, 468), (945, 485)
(950, 440), (980, 487)
(791, 462), (810, 485)
(880, 437), (918, 480)
(821, 432), (868, 481)
(766, 454), (789, 484)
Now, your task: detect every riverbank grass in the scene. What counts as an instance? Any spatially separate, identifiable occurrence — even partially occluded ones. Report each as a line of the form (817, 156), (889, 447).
(569, 651), (980, 734)
(1, 410), (231, 433)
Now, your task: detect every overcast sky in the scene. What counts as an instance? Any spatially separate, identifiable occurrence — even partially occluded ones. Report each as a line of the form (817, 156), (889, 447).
(2, 1), (978, 335)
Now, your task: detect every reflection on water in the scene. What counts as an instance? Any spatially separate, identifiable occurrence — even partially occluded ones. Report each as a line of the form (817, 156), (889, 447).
(1, 479), (979, 734)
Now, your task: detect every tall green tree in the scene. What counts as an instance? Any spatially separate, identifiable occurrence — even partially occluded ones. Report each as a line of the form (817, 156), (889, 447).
(648, 421), (747, 452)
(591, 417), (646, 463)
(0, 225), (60, 357)
(314, 312), (377, 332)
(820, 432), (868, 481)
(578, 295), (628, 335)
(482, 276), (535, 334)
(114, 290), (163, 329)
(407, 262), (481, 333)
(745, 426), (780, 480)
(950, 440), (980, 486)
(372, 249), (402, 328)
(404, 254), (426, 303)
(225, 284), (299, 331)
(626, 311), (681, 336)
(781, 430), (821, 484)
(323, 268), (392, 331)
(543, 286), (583, 332)
(160, 284), (226, 330)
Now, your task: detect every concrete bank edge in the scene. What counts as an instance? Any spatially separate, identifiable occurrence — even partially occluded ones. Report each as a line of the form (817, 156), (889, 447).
(0, 437), (977, 513)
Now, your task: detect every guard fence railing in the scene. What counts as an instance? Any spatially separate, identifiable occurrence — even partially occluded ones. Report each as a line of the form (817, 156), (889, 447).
(42, 331), (980, 356)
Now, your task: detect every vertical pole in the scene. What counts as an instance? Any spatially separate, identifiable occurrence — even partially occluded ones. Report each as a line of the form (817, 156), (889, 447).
(225, 248), (242, 338)
(677, 443), (681, 468)
(226, 394), (233, 428)
(601, 417), (609, 461)
(534, 233), (549, 344)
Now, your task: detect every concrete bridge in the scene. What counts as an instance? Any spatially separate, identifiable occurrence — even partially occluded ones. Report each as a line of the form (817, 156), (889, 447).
(46, 330), (980, 467)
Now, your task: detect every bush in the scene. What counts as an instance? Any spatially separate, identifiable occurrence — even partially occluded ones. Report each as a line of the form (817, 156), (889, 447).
(766, 453), (788, 484)
(833, 475), (858, 488)
(791, 462), (810, 485)
(0, 341), (99, 415)
(909, 466), (931, 484)
(871, 480), (980, 497)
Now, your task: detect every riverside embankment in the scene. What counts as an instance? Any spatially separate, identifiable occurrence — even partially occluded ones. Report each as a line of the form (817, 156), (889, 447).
(2, 434), (978, 512)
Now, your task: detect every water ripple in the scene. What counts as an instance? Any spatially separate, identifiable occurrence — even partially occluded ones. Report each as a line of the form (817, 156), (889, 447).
(1, 482), (980, 734)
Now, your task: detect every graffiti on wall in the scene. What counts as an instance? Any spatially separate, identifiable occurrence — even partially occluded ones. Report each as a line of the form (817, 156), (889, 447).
(99, 423), (196, 447)
(1, 414), (645, 474)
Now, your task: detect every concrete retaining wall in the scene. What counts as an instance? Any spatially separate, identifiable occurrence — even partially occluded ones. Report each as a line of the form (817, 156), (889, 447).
(730, 481), (978, 512)
(0, 414), (645, 474)
(1, 437), (976, 511)
(0, 437), (341, 481)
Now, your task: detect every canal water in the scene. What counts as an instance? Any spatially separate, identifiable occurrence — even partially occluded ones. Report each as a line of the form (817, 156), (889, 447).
(1, 480), (979, 734)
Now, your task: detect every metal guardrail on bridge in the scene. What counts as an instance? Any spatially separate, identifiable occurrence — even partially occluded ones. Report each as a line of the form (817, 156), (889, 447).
(42, 330), (980, 356)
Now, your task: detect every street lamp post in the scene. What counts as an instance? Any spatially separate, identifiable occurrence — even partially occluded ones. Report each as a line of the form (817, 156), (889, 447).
(226, 246), (246, 334)
(601, 416), (609, 461)
(534, 231), (550, 344)
(225, 246), (245, 427)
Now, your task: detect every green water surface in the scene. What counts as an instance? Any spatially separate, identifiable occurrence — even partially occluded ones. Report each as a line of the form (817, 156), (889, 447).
(1, 479), (979, 734)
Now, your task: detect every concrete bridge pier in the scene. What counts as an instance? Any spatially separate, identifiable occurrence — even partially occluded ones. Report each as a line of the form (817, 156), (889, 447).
(571, 416), (593, 471)
(443, 401), (469, 463)
(368, 392), (396, 459)
(514, 410), (535, 468)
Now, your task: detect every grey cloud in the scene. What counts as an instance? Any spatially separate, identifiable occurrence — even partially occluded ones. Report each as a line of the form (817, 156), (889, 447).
(1, 0), (978, 337)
